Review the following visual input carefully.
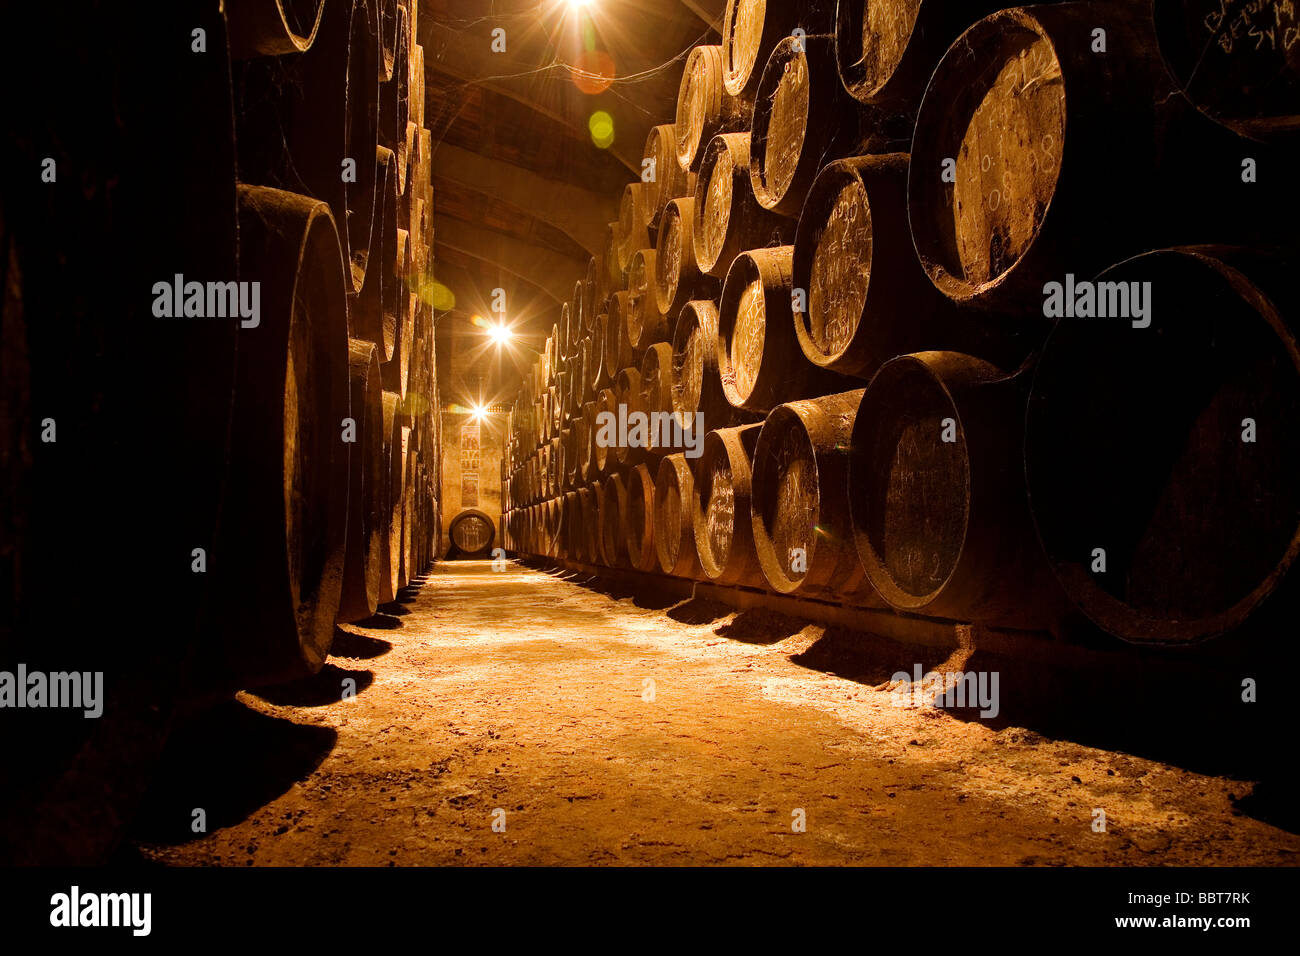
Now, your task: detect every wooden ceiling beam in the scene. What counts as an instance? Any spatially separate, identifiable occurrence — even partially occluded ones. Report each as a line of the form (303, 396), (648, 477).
(431, 144), (612, 257)
(433, 213), (586, 304)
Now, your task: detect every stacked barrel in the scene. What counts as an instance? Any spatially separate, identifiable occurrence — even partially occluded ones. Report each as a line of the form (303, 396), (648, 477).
(226, 0), (444, 684)
(501, 0), (1300, 648)
(3, 0), (442, 694)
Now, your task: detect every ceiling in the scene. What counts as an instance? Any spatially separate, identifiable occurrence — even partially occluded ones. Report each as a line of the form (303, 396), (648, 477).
(422, 0), (726, 411)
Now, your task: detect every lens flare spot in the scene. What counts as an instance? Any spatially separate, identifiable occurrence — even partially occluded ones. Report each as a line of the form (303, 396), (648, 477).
(589, 110), (616, 148)
(572, 50), (616, 95)
(427, 279), (456, 311)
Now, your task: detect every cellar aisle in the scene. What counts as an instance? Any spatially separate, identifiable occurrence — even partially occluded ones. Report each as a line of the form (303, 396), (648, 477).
(135, 562), (1299, 866)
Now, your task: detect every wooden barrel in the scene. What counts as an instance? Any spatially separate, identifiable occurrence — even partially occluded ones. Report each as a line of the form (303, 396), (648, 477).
(906, 2), (1272, 313)
(410, 43), (426, 127)
(396, 225), (410, 280)
(835, 0), (1006, 110)
(576, 487), (596, 563)
(579, 401), (598, 480)
(601, 473), (631, 568)
(378, 390), (403, 601)
(639, 343), (679, 454)
(618, 183), (653, 273)
(654, 197), (719, 319)
(603, 221), (627, 292)
(751, 389), (869, 598)
(1026, 247), (1300, 644)
(675, 44), (749, 173)
(593, 387), (619, 476)
(625, 463), (659, 572)
(217, 186), (349, 684)
(590, 314), (612, 391)
(381, 291), (414, 396)
(643, 123), (692, 228)
(718, 246), (853, 413)
(563, 490), (581, 558)
(226, 0), (325, 57)
(547, 497), (564, 559)
(234, 0), (379, 293)
(750, 34), (879, 218)
(793, 153), (1007, 379)
(549, 383), (563, 440)
(574, 416), (590, 488)
(693, 424), (763, 585)
(671, 299), (751, 434)
(377, 149), (402, 361)
(401, 121), (417, 200)
(538, 441), (552, 499)
(380, 5), (410, 192)
(351, 145), (393, 349)
(397, 422), (417, 584)
(572, 283), (588, 355)
(548, 435), (564, 497)
(584, 482), (607, 565)
(604, 292), (636, 381)
(558, 302), (572, 362)
(575, 339), (593, 408)
(851, 351), (1059, 628)
(338, 338), (386, 623)
(1153, 0), (1300, 140)
(655, 454), (703, 578)
(449, 509), (496, 558)
(722, 0), (834, 100)
(614, 366), (646, 467)
(693, 133), (793, 278)
(627, 249), (669, 352)
(377, 0), (400, 81)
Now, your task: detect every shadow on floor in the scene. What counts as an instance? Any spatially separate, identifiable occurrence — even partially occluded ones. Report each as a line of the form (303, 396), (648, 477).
(249, 662), (375, 707)
(666, 596), (733, 626)
(351, 612), (403, 630)
(130, 697), (337, 846)
(788, 625), (1300, 831)
(714, 607), (808, 646)
(329, 627), (393, 660)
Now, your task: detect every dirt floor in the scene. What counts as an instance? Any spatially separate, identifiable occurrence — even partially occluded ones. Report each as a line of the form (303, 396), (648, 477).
(132, 560), (1300, 866)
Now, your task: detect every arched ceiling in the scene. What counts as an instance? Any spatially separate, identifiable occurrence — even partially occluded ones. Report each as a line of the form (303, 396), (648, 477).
(422, 0), (726, 410)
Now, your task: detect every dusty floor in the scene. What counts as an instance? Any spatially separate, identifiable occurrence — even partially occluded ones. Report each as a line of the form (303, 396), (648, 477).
(134, 560), (1300, 866)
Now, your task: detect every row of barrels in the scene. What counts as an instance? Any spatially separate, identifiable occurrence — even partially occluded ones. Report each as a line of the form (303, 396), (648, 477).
(1, 1), (442, 862)
(231, 0), (443, 684)
(517, 0), (1296, 441)
(2, 0), (441, 697)
(505, 244), (1300, 646)
(501, 0), (1299, 648)
(204, 0), (443, 685)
